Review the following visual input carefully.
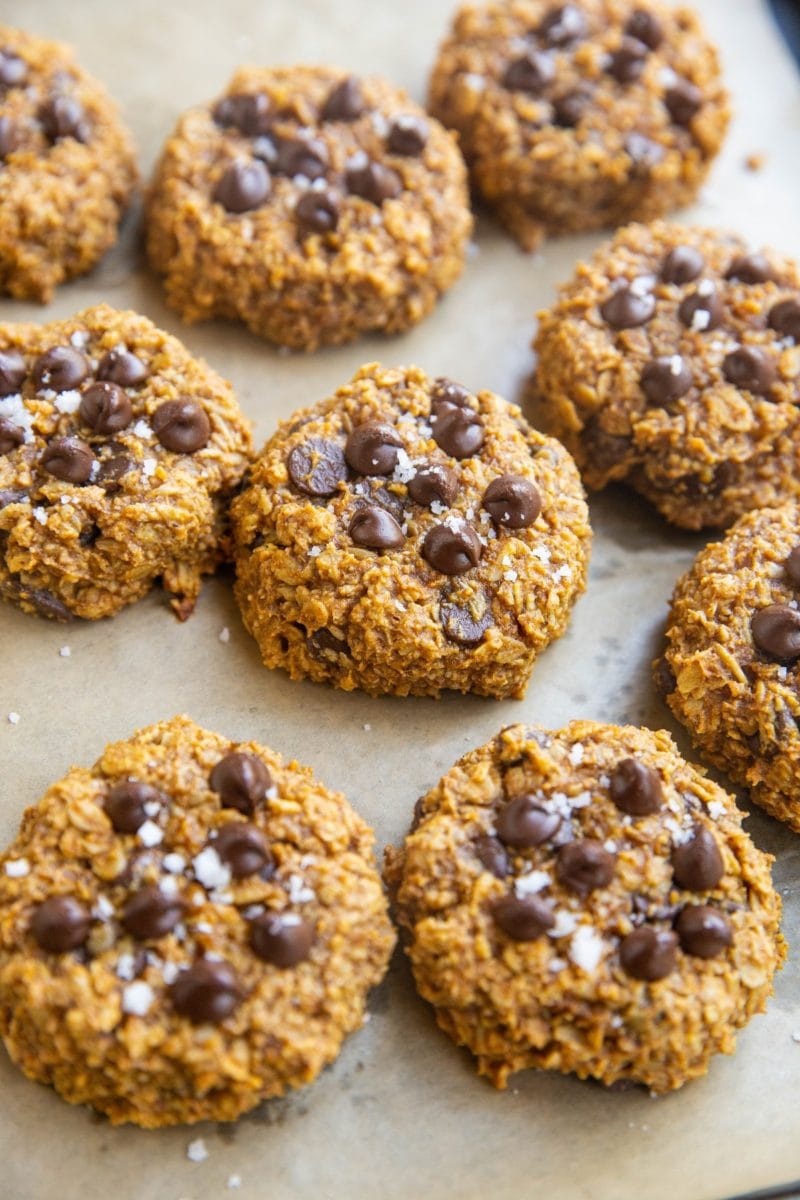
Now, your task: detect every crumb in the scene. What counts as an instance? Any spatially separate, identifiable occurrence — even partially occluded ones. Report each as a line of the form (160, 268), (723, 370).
(744, 152), (765, 173)
(363, 723), (371, 732)
(7, 712), (20, 725)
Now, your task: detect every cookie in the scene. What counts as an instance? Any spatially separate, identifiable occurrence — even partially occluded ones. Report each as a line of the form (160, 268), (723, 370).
(428, 1), (728, 249)
(0, 304), (252, 622)
(384, 721), (784, 1093)
(231, 362), (591, 699)
(145, 65), (472, 351)
(532, 221), (800, 529)
(0, 715), (395, 1126)
(0, 27), (137, 302)
(657, 501), (800, 831)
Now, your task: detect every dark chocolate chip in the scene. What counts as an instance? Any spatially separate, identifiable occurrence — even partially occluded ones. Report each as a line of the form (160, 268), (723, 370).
(725, 253), (775, 284)
(4, 580), (73, 621)
(619, 926), (678, 981)
(609, 758), (663, 815)
(723, 346), (776, 395)
(79, 522), (100, 547)
(31, 896), (90, 953)
(104, 780), (166, 834)
(661, 245), (704, 284)
(321, 76), (364, 122)
(152, 400), (211, 453)
(556, 839), (616, 894)
(276, 135), (328, 180)
(496, 795), (561, 847)
(97, 454), (134, 489)
(169, 960), (243, 1023)
(600, 284), (656, 329)
(97, 349), (148, 388)
(79, 382), (133, 435)
(288, 437), (347, 497)
(122, 885), (184, 940)
(431, 378), (471, 407)
(785, 546), (800, 588)
(607, 36), (649, 85)
(431, 403), (485, 459)
(624, 132), (665, 169)
(678, 284), (723, 332)
(213, 159), (271, 213)
(473, 835), (509, 878)
(751, 603), (800, 661)
(625, 9), (663, 49)
(482, 475), (542, 529)
(553, 88), (592, 127)
(213, 92), (272, 136)
(349, 504), (404, 550)
(0, 417), (23, 455)
(295, 187), (340, 236)
(422, 521), (482, 575)
(210, 751), (272, 815)
(307, 627), (350, 658)
(640, 355), (693, 406)
(213, 822), (272, 879)
(407, 462), (458, 508)
(491, 894), (555, 941)
(345, 422), (402, 476)
(502, 49), (556, 95)
(346, 158), (402, 204)
(39, 95), (89, 143)
(387, 115), (429, 155)
(769, 299), (800, 342)
(32, 346), (89, 392)
(538, 4), (588, 45)
(672, 827), (725, 891)
(0, 349), (25, 396)
(440, 593), (493, 646)
(0, 115), (19, 159)
(250, 913), (315, 966)
(675, 905), (732, 959)
(40, 436), (95, 483)
(665, 79), (703, 126)
(0, 49), (27, 90)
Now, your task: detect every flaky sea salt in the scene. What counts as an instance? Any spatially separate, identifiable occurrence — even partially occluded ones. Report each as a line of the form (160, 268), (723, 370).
(32, 506), (47, 526)
(531, 545), (551, 564)
(287, 873), (315, 904)
(141, 458), (157, 479)
(115, 954), (137, 981)
(138, 820), (163, 848)
(7, 712), (20, 725)
(515, 870), (550, 897)
(568, 743), (584, 766)
(93, 895), (114, 920)
(54, 390), (82, 414)
(5, 858), (29, 877)
(186, 1137), (209, 1163)
(548, 909), (578, 938)
(193, 846), (232, 891)
(0, 394), (34, 443)
(122, 981), (154, 1016)
(569, 925), (605, 973)
(219, 627), (231, 643)
(131, 419), (152, 439)
(308, 546), (322, 558)
(227, 1176), (242, 1190)
(163, 852), (185, 873)
(59, 646), (71, 658)
(706, 800), (726, 820)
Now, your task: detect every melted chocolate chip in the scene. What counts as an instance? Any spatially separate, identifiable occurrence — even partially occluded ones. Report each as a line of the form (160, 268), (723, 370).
(0, 349), (25, 396)
(482, 475), (541, 529)
(346, 159), (402, 204)
(79, 382), (133, 434)
(440, 593), (493, 646)
(723, 346), (776, 395)
(0, 417), (23, 455)
(473, 835), (509, 878)
(556, 839), (615, 894)
(41, 436), (95, 483)
(496, 795), (560, 847)
(295, 187), (340, 236)
(275, 134), (328, 180)
(250, 912), (315, 966)
(152, 400), (210, 453)
(609, 758), (663, 815)
(97, 454), (134, 489)
(39, 95), (89, 143)
(32, 346), (89, 392)
(97, 349), (148, 388)
(678, 284), (723, 332)
(4, 580), (73, 621)
(210, 751), (271, 814)
(619, 926), (677, 981)
(769, 298), (800, 342)
(665, 78), (703, 126)
(538, 4), (588, 45)
(422, 521), (482, 575)
(725, 253), (775, 284)
(432, 378), (471, 407)
(407, 463), (458, 508)
(675, 905), (732, 958)
(213, 92), (272, 136)
(0, 49), (27, 90)
(608, 36), (649, 85)
(672, 828), (725, 891)
(287, 437), (347, 497)
(321, 76), (364, 122)
(122, 885), (184, 939)
(387, 115), (428, 156)
(431, 403), (484, 459)
(213, 822), (272, 878)
(502, 49), (556, 94)
(213, 159), (271, 213)
(307, 627), (350, 659)
(31, 896), (90, 953)
(786, 547), (800, 588)
(105, 780), (166, 833)
(170, 960), (243, 1023)
(349, 505), (405, 550)
(625, 9), (663, 49)
(661, 245), (704, 284)
(491, 894), (555, 941)
(751, 604), (800, 661)
(600, 284), (655, 329)
(641, 356), (693, 406)
(553, 89), (592, 128)
(345, 422), (402, 475)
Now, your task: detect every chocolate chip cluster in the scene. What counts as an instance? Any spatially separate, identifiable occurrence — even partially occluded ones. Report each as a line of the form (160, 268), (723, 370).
(0, 45), (91, 161)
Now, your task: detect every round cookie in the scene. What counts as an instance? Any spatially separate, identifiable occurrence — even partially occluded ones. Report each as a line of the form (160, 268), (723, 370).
(384, 721), (784, 1093)
(533, 221), (800, 529)
(145, 65), (472, 351)
(0, 26), (137, 302)
(0, 304), (252, 621)
(428, 1), (728, 249)
(0, 715), (395, 1126)
(231, 362), (591, 699)
(657, 501), (800, 832)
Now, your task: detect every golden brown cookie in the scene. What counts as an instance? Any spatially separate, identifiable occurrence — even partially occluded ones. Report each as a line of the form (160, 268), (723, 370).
(0, 27), (137, 302)
(0, 716), (395, 1127)
(231, 362), (591, 699)
(532, 221), (800, 528)
(657, 502), (800, 831)
(145, 65), (472, 351)
(384, 721), (784, 1093)
(428, 1), (729, 249)
(0, 305), (252, 621)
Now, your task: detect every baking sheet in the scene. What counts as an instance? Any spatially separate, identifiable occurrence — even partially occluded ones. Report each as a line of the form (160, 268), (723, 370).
(2, 1), (800, 1197)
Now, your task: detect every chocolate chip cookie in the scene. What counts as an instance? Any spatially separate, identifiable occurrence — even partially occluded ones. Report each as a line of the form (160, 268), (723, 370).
(145, 65), (472, 351)
(231, 362), (591, 699)
(657, 501), (800, 831)
(384, 721), (783, 1093)
(428, 1), (728, 249)
(0, 26), (137, 302)
(0, 305), (252, 621)
(0, 715), (395, 1126)
(532, 221), (800, 528)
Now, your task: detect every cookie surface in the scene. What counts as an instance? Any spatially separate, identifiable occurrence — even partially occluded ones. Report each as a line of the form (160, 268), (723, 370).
(231, 362), (590, 699)
(658, 502), (800, 831)
(533, 221), (800, 528)
(0, 304), (252, 621)
(145, 65), (471, 351)
(428, 1), (728, 249)
(0, 27), (137, 302)
(0, 715), (395, 1126)
(384, 721), (783, 1093)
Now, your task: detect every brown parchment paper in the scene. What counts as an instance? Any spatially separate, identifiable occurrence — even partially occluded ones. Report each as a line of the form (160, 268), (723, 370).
(1, 1), (799, 1197)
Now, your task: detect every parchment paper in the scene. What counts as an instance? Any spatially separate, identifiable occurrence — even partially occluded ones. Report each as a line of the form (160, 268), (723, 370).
(2, 2), (799, 1197)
